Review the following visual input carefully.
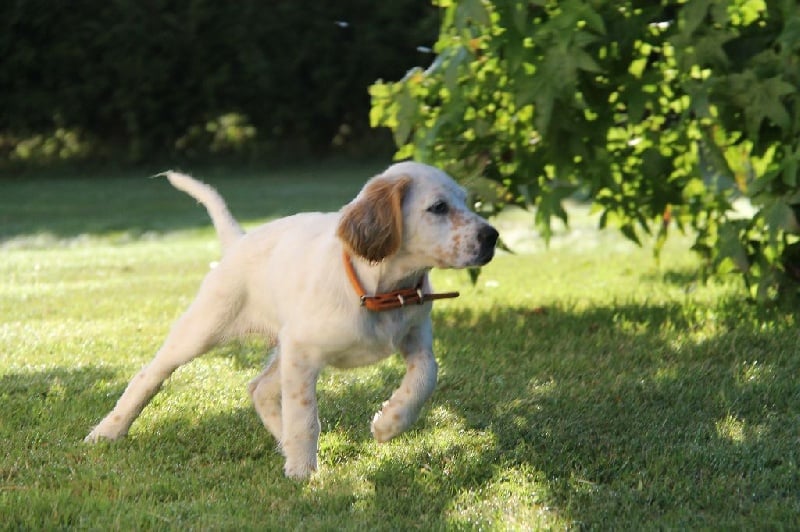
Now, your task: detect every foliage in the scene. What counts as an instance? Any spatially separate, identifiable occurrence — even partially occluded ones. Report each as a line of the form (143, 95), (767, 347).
(370, 0), (800, 300)
(0, 1), (437, 163)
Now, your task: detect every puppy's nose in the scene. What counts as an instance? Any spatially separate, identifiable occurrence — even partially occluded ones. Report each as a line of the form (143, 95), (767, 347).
(479, 225), (499, 248)
(475, 224), (499, 265)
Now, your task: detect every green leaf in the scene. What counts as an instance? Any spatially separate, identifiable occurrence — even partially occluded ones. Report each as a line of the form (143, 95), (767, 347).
(628, 57), (648, 78)
(717, 223), (750, 272)
(776, 10), (800, 52)
(467, 267), (481, 285)
(625, 89), (650, 123)
(730, 74), (796, 138)
(781, 146), (799, 187)
(514, 71), (538, 108)
(574, 48), (603, 73)
(756, 77), (795, 129)
(533, 88), (556, 135)
(693, 30), (734, 67)
(394, 88), (417, 146)
(443, 47), (469, 96)
(762, 200), (794, 233)
(455, 0), (491, 28)
(620, 223), (641, 246)
(578, 3), (606, 35)
(680, 0), (712, 36)
(654, 219), (669, 260)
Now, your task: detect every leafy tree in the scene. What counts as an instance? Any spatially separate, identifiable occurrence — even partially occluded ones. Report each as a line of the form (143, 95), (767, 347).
(370, 0), (800, 300)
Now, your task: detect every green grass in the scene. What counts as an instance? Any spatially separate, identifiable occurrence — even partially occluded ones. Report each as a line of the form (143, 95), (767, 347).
(2, 164), (800, 529)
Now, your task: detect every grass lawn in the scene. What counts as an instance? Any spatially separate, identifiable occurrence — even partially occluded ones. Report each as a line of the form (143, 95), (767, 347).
(2, 163), (799, 529)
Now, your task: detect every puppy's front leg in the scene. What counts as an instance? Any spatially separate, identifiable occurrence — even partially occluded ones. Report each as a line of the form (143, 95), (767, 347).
(280, 349), (321, 479)
(248, 349), (283, 442)
(371, 321), (438, 443)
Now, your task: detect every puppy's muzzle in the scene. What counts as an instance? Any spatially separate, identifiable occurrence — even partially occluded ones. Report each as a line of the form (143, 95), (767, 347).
(474, 224), (499, 265)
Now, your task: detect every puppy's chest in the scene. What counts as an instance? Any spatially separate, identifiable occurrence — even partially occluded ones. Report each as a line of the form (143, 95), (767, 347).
(328, 307), (427, 368)
(364, 308), (417, 341)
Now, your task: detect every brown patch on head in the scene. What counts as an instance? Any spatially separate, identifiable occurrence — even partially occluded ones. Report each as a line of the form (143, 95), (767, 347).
(449, 211), (468, 230)
(433, 230), (464, 266)
(337, 175), (412, 262)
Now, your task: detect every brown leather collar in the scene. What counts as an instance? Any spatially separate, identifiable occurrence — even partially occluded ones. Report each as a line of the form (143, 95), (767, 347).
(343, 251), (459, 311)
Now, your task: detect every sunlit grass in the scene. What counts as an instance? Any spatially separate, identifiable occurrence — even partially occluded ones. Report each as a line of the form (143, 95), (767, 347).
(2, 166), (799, 529)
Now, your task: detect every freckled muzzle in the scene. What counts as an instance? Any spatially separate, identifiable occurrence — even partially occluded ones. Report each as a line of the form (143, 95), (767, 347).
(474, 224), (499, 265)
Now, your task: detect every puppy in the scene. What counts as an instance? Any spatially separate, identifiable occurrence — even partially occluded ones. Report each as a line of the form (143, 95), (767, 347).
(85, 162), (498, 479)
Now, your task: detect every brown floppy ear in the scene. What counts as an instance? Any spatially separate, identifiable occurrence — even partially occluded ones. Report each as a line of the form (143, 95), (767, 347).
(337, 175), (412, 262)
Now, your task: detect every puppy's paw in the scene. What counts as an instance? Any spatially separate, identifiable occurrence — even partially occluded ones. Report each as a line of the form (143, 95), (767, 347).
(371, 409), (406, 443)
(83, 416), (128, 443)
(283, 459), (317, 480)
(84, 425), (125, 443)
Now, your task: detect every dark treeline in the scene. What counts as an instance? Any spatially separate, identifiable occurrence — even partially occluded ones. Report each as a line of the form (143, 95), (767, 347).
(0, 1), (437, 165)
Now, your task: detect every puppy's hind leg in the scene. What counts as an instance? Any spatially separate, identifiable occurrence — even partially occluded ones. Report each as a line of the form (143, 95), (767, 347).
(85, 272), (242, 442)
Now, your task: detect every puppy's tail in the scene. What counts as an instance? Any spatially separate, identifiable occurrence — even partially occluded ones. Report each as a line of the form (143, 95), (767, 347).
(159, 171), (244, 254)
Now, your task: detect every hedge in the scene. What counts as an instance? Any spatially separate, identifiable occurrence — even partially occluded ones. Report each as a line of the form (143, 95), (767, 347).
(0, 1), (437, 162)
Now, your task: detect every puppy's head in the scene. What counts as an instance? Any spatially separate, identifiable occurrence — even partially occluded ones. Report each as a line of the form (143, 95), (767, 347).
(337, 162), (498, 268)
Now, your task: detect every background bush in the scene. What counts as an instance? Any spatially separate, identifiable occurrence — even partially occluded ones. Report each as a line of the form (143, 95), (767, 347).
(371, 0), (800, 301)
(0, 0), (437, 164)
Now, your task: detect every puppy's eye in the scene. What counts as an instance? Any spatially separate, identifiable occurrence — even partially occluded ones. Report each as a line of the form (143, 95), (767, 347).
(427, 200), (449, 215)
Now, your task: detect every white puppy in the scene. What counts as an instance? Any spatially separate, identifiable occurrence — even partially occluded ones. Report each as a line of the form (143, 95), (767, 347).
(85, 162), (498, 479)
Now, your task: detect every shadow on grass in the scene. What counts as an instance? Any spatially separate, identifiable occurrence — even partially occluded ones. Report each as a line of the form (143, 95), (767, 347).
(430, 302), (800, 526)
(0, 365), (119, 436)
(6, 298), (798, 528)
